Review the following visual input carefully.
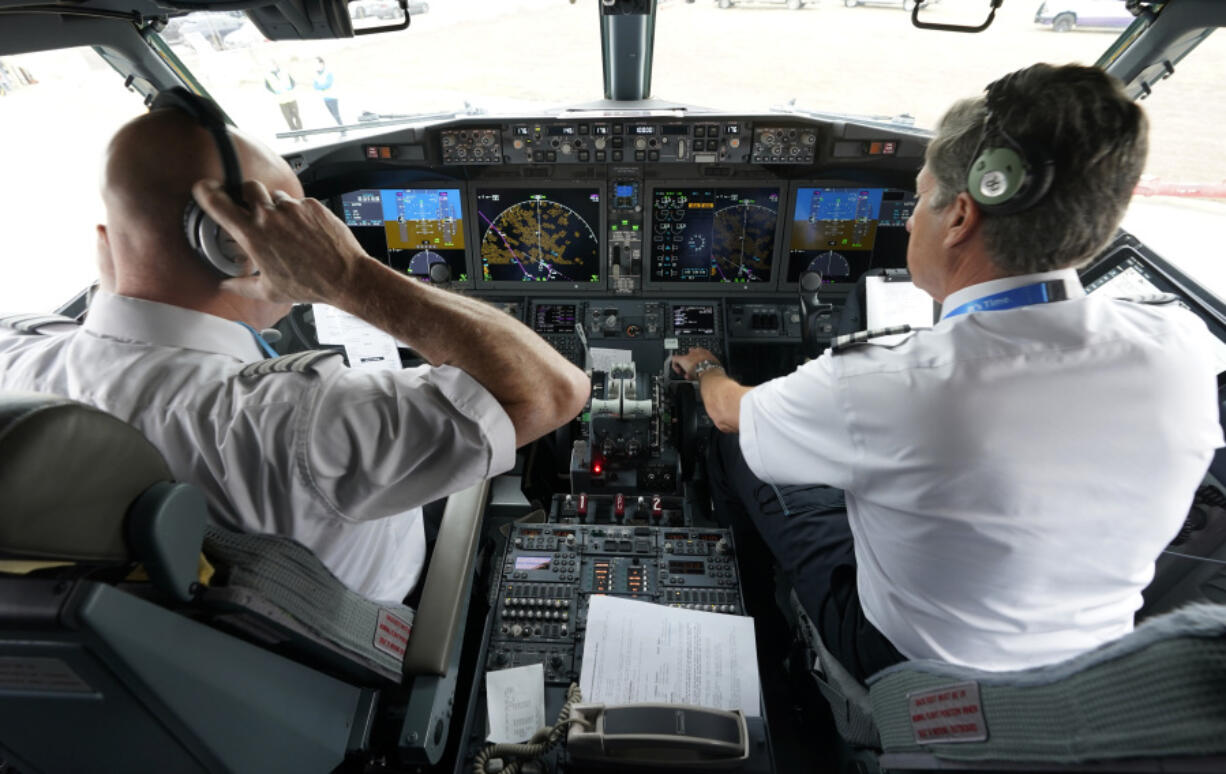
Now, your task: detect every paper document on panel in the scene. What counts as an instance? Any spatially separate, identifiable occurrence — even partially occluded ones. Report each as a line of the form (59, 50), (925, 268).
(485, 663), (546, 743)
(579, 595), (760, 717)
(865, 275), (936, 345)
(312, 303), (402, 371)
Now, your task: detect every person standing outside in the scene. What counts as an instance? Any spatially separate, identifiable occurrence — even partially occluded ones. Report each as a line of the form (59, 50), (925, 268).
(264, 60), (302, 138)
(314, 57), (343, 131)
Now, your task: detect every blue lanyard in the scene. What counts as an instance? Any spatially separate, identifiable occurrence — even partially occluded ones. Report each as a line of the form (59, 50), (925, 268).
(236, 321), (279, 359)
(942, 281), (1066, 320)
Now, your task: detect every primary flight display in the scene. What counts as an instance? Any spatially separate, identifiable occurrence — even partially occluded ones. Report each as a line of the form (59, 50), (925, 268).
(339, 188), (468, 283)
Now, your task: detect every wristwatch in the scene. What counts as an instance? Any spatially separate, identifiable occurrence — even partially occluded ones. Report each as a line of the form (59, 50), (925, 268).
(691, 359), (725, 380)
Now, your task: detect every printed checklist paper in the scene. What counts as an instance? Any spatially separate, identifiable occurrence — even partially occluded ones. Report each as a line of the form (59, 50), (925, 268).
(579, 595), (760, 717)
(486, 663), (546, 743)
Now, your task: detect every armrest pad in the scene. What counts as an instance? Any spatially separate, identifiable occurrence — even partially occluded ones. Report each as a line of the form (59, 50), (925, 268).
(403, 479), (490, 676)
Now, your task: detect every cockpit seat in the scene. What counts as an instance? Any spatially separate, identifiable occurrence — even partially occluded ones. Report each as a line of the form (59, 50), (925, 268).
(0, 391), (468, 772)
(200, 526), (414, 684)
(793, 591), (1226, 772)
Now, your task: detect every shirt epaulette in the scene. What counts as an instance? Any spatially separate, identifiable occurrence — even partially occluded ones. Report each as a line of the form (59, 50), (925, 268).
(830, 325), (913, 354)
(238, 350), (343, 379)
(1115, 293), (1181, 307)
(0, 313), (80, 335)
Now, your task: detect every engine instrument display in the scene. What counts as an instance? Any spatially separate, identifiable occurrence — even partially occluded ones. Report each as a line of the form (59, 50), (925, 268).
(340, 188), (467, 283)
(786, 187), (915, 285)
(649, 187), (781, 284)
(475, 187), (602, 285)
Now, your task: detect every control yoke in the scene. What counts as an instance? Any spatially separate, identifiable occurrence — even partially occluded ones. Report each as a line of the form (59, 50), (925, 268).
(799, 270), (833, 359)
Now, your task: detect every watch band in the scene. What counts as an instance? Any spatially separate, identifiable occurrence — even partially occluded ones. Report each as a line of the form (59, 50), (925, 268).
(691, 359), (725, 380)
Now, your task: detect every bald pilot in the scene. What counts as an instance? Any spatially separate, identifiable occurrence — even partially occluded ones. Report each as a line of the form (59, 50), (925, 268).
(0, 106), (590, 603)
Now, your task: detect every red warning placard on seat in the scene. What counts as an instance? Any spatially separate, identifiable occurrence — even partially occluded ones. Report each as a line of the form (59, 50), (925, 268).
(374, 608), (412, 662)
(907, 681), (987, 744)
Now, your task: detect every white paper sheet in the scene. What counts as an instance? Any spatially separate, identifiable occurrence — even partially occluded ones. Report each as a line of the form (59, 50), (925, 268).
(486, 663), (546, 743)
(865, 275), (937, 346)
(312, 304), (402, 371)
(579, 595), (760, 717)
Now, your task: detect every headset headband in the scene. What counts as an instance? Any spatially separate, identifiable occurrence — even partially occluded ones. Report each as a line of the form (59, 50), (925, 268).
(150, 87), (245, 205)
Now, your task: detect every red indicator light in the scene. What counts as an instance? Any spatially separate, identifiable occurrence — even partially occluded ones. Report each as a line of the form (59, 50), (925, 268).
(592, 460), (604, 475)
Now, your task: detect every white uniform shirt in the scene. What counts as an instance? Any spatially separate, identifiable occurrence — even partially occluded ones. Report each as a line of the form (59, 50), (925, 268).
(0, 291), (517, 602)
(740, 269), (1224, 670)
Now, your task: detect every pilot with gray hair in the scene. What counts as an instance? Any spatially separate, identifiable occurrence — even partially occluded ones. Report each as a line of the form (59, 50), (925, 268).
(0, 94), (590, 603)
(673, 63), (1223, 679)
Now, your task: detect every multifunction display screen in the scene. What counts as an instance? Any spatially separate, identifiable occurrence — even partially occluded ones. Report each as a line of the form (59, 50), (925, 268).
(650, 187), (781, 284)
(475, 187), (602, 284)
(786, 187), (916, 285)
(533, 304), (578, 334)
(339, 188), (467, 283)
(514, 556), (552, 571)
(672, 304), (716, 335)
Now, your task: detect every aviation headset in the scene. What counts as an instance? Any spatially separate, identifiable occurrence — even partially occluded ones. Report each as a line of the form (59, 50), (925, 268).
(965, 73), (1056, 216)
(150, 87), (252, 277)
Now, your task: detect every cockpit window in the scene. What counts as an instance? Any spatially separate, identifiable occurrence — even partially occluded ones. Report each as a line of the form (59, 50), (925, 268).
(159, 4), (602, 153)
(652, 2), (1126, 126)
(1119, 30), (1226, 299)
(0, 47), (147, 312)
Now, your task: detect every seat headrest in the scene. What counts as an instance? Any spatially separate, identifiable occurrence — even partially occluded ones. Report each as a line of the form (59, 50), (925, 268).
(0, 392), (173, 562)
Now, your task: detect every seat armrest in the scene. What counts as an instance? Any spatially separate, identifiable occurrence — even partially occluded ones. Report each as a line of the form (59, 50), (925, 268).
(403, 479), (490, 676)
(126, 482), (207, 602)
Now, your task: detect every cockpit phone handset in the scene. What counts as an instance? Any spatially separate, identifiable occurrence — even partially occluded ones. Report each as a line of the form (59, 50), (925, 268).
(566, 703), (749, 768)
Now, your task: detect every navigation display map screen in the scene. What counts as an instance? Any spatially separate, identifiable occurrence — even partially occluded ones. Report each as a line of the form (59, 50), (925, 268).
(787, 187), (916, 285)
(475, 187), (602, 284)
(1085, 254), (1226, 375)
(533, 304), (578, 334)
(340, 189), (467, 283)
(673, 304), (716, 335)
(650, 187), (781, 284)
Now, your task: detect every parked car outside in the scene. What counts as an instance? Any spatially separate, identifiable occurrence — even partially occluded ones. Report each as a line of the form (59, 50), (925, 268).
(1034, 0), (1134, 32)
(349, 0), (429, 20)
(221, 21), (268, 50)
(715, 0), (811, 9)
(842, 0), (934, 9)
(160, 12), (247, 50)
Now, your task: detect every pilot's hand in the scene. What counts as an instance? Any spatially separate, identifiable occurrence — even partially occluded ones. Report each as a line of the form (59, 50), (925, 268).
(671, 347), (720, 380)
(192, 178), (372, 304)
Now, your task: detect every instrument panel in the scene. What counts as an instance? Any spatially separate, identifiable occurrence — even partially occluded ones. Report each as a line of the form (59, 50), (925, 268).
(316, 113), (924, 297)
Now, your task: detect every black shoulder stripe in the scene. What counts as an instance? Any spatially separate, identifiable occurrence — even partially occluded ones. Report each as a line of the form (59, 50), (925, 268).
(1114, 292), (1181, 307)
(831, 325), (914, 354)
(0, 313), (79, 334)
(238, 350), (343, 379)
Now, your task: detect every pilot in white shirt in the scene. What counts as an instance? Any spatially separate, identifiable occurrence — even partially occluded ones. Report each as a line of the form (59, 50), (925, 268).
(674, 64), (1224, 678)
(0, 97), (588, 603)
(0, 290), (516, 602)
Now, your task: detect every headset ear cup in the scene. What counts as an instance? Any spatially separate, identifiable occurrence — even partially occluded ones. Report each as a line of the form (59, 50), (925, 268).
(182, 200), (247, 278)
(1007, 144), (1055, 214)
(183, 200), (204, 254)
(967, 146), (1029, 211)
